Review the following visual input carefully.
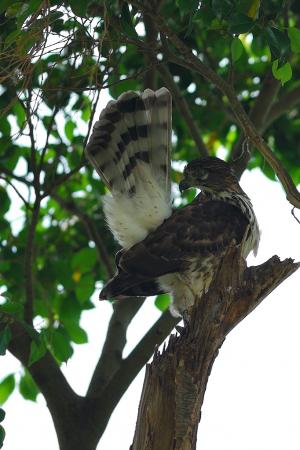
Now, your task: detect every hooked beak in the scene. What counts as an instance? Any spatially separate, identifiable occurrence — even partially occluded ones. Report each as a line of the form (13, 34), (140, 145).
(179, 177), (191, 193)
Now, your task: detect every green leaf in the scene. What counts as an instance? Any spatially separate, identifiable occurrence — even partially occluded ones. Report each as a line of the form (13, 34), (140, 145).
(28, 335), (47, 366)
(12, 101), (26, 128)
(288, 27), (300, 53)
(0, 326), (11, 356)
(265, 27), (290, 60)
(19, 370), (39, 402)
(0, 301), (23, 318)
(176, 0), (199, 15)
(81, 106), (91, 122)
(64, 120), (76, 141)
(68, 0), (89, 17)
(0, 117), (11, 136)
(155, 294), (171, 311)
(248, 0), (260, 19)
(17, 0), (43, 27)
(4, 30), (21, 48)
(71, 247), (97, 273)
(0, 375), (15, 405)
(16, 31), (36, 55)
(272, 60), (292, 85)
(0, 0), (12, 14)
(64, 321), (88, 344)
(50, 329), (73, 363)
(212, 0), (235, 16)
(75, 274), (95, 303)
(120, 3), (138, 39)
(229, 13), (254, 34)
(5, 2), (27, 17)
(0, 409), (5, 423)
(231, 37), (244, 62)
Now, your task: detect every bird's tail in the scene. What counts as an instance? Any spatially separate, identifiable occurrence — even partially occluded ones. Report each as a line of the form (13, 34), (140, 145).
(85, 88), (172, 249)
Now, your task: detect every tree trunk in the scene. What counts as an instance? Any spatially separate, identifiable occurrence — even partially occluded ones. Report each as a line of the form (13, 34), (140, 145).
(131, 249), (299, 450)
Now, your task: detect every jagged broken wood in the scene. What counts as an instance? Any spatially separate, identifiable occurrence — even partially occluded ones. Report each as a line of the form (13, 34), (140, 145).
(131, 248), (299, 450)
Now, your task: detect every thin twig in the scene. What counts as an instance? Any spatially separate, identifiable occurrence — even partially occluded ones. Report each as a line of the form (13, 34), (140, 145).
(291, 207), (300, 225)
(0, 165), (31, 185)
(83, 89), (101, 148)
(39, 105), (59, 171)
(0, 176), (32, 210)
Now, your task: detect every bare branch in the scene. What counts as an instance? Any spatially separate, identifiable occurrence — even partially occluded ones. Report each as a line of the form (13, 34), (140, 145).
(131, 251), (299, 449)
(83, 89), (102, 148)
(96, 310), (178, 427)
(87, 297), (144, 398)
(223, 256), (300, 335)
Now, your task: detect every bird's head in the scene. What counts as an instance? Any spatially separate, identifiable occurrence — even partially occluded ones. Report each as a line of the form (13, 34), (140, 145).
(179, 156), (239, 194)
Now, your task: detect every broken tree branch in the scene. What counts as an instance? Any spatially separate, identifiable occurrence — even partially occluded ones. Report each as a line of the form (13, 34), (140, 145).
(131, 249), (299, 450)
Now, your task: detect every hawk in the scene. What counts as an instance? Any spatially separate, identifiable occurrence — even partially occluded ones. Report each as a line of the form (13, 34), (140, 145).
(85, 88), (259, 316)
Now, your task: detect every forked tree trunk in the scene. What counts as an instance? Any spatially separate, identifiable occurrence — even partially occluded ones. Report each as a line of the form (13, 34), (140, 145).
(131, 249), (299, 450)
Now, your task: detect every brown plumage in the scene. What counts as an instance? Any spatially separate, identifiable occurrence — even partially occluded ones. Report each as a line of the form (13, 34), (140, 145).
(85, 89), (259, 315)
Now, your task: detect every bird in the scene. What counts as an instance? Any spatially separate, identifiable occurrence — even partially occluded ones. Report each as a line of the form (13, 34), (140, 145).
(85, 87), (260, 316)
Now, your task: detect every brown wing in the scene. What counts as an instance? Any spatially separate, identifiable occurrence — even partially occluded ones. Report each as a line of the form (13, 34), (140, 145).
(100, 199), (249, 299)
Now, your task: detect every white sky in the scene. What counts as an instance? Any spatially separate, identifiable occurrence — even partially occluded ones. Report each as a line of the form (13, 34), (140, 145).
(1, 167), (300, 449)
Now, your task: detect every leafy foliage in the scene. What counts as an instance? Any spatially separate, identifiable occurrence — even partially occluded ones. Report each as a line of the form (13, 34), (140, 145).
(0, 0), (300, 447)
(0, 375), (15, 405)
(19, 369), (39, 402)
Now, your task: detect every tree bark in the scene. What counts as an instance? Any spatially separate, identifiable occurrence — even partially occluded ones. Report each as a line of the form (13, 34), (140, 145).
(131, 249), (299, 450)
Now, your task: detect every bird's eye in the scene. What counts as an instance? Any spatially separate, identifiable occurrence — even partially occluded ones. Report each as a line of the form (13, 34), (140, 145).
(197, 169), (208, 180)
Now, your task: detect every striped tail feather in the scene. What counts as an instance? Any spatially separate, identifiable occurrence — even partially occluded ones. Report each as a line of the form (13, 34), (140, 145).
(85, 87), (172, 249)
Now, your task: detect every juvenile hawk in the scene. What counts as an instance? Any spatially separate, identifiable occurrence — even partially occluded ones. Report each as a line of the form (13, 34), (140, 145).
(85, 88), (259, 315)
